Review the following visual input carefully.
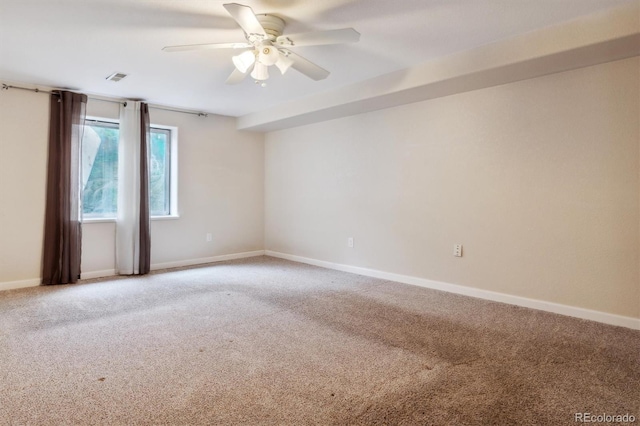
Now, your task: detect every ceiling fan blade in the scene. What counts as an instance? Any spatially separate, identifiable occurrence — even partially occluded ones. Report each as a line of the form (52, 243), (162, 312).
(225, 67), (250, 85)
(276, 28), (360, 47)
(223, 3), (266, 38)
(162, 42), (252, 52)
(282, 50), (330, 81)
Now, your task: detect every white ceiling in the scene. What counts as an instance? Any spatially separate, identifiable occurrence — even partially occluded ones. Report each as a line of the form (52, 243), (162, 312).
(0, 0), (635, 117)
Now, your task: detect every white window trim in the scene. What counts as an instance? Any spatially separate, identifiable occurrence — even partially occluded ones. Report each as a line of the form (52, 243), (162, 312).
(151, 123), (179, 219)
(81, 117), (179, 223)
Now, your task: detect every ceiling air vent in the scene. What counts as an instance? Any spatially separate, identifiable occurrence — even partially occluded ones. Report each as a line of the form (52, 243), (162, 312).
(106, 72), (127, 82)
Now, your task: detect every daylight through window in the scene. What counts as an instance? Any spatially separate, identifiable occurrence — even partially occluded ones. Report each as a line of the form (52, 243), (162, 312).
(81, 119), (176, 219)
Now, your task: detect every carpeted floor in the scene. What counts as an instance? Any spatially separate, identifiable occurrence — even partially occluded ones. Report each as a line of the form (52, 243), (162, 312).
(0, 256), (638, 425)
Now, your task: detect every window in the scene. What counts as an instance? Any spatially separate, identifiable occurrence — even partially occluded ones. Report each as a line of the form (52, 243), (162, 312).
(81, 119), (178, 220)
(82, 120), (118, 218)
(149, 128), (171, 216)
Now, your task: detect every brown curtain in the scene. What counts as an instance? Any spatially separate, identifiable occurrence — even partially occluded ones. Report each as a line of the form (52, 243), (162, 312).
(138, 103), (151, 274)
(42, 91), (87, 285)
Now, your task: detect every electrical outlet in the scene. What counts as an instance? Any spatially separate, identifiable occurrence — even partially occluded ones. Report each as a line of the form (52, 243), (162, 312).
(454, 244), (463, 257)
(347, 237), (354, 248)
(206, 233), (212, 242)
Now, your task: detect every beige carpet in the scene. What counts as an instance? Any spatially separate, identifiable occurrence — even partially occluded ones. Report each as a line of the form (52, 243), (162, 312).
(1, 256), (638, 425)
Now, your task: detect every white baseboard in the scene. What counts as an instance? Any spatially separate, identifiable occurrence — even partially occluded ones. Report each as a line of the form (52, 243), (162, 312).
(81, 269), (117, 280)
(0, 278), (40, 292)
(265, 250), (640, 330)
(0, 250), (266, 292)
(150, 250), (265, 271)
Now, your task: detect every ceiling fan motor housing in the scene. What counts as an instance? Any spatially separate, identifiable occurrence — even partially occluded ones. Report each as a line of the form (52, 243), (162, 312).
(256, 14), (285, 39)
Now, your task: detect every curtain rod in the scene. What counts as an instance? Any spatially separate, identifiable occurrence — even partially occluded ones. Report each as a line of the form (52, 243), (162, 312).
(2, 83), (123, 105)
(1, 84), (209, 117)
(2, 83), (58, 96)
(149, 105), (208, 117)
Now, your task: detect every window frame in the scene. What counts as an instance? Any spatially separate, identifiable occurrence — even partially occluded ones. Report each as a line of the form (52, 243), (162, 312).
(81, 117), (120, 222)
(81, 116), (179, 223)
(149, 123), (179, 220)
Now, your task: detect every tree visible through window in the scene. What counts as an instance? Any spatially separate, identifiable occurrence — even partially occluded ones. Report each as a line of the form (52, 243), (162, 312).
(82, 120), (174, 219)
(82, 121), (118, 218)
(149, 128), (171, 216)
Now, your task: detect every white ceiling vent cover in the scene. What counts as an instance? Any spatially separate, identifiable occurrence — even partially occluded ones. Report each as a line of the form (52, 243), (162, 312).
(106, 72), (127, 82)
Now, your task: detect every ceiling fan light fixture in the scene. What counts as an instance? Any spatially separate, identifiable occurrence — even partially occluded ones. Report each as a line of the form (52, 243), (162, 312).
(251, 62), (269, 80)
(275, 53), (294, 74)
(163, 4), (360, 85)
(232, 50), (255, 73)
(258, 44), (279, 66)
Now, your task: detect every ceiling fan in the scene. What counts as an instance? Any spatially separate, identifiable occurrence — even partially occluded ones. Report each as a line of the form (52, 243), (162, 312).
(162, 3), (360, 86)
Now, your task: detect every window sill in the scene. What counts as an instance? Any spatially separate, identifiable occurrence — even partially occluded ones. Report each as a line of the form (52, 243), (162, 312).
(82, 215), (180, 224)
(151, 214), (180, 221)
(82, 217), (116, 224)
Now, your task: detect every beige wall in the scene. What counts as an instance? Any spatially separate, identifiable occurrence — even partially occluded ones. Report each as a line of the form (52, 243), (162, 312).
(265, 57), (640, 319)
(0, 90), (49, 283)
(0, 90), (264, 285)
(1, 57), (637, 321)
(144, 107), (264, 266)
